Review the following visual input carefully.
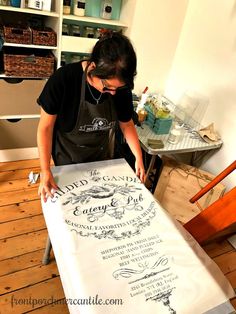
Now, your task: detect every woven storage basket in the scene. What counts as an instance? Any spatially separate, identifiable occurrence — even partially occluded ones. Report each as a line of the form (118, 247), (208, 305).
(4, 48), (55, 78)
(32, 27), (57, 46)
(3, 24), (31, 45)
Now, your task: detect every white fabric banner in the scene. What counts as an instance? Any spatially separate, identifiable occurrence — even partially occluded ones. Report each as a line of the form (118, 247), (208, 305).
(42, 159), (235, 314)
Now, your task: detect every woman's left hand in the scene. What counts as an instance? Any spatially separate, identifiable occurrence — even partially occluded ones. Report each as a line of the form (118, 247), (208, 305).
(135, 159), (146, 183)
(118, 119), (146, 183)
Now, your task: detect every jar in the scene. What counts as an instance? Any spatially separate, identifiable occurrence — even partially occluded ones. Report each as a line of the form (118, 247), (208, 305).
(85, 0), (100, 18)
(168, 123), (184, 144)
(71, 25), (81, 37)
(74, 0), (86, 17)
(100, 0), (113, 20)
(62, 23), (70, 36)
(94, 28), (102, 39)
(63, 0), (71, 14)
(137, 109), (147, 123)
(61, 54), (67, 66)
(84, 26), (95, 38)
(71, 55), (81, 63)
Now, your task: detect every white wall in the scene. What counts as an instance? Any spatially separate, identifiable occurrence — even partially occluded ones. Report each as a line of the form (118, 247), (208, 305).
(163, 0), (236, 189)
(129, 0), (189, 94)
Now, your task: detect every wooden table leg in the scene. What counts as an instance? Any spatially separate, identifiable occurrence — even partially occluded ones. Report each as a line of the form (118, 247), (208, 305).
(144, 155), (156, 187)
(42, 235), (52, 265)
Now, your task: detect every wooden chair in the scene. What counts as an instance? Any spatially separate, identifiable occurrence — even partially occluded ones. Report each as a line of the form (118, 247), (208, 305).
(184, 160), (236, 244)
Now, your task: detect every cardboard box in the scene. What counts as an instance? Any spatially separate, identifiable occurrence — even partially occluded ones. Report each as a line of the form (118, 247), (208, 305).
(154, 157), (226, 224)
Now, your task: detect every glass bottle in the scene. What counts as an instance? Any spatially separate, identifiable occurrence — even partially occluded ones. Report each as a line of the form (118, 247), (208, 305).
(74, 0), (86, 17)
(61, 54), (66, 66)
(63, 0), (71, 15)
(62, 23), (70, 36)
(71, 25), (81, 37)
(100, 0), (112, 20)
(168, 123), (184, 144)
(84, 26), (95, 38)
(71, 55), (81, 63)
(94, 28), (102, 39)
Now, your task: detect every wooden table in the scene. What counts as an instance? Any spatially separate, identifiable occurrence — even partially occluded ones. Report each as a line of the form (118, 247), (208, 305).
(41, 159), (234, 314)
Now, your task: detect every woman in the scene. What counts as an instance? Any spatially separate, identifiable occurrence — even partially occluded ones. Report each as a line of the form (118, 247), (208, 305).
(37, 31), (145, 202)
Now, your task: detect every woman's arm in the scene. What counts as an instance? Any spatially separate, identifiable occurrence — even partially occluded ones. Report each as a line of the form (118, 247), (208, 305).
(37, 107), (58, 202)
(119, 119), (145, 182)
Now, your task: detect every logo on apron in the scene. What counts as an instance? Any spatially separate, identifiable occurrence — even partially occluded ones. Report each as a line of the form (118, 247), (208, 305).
(78, 117), (116, 132)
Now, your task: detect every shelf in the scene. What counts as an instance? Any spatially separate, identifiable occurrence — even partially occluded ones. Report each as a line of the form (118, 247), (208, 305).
(63, 14), (128, 28)
(61, 35), (98, 54)
(0, 5), (59, 17)
(0, 114), (40, 120)
(3, 42), (57, 50)
(0, 73), (50, 79)
(0, 1), (134, 160)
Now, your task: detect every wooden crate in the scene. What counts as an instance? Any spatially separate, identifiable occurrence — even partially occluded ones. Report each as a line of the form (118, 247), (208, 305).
(154, 156), (226, 224)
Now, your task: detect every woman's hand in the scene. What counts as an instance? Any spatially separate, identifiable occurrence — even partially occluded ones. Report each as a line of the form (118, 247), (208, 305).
(38, 169), (58, 202)
(119, 119), (146, 183)
(135, 158), (146, 183)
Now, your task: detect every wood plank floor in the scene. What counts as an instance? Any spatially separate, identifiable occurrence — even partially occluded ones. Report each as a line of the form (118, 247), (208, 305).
(0, 158), (235, 314)
(0, 159), (69, 314)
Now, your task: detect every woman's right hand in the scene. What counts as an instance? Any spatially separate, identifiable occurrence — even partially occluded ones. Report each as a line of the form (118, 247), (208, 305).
(38, 169), (59, 203)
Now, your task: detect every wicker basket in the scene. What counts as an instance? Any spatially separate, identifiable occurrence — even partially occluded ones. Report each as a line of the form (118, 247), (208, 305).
(4, 48), (55, 78)
(3, 24), (32, 45)
(32, 27), (57, 46)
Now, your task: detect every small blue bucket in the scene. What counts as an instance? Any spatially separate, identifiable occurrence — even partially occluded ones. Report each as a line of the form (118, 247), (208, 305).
(10, 0), (21, 7)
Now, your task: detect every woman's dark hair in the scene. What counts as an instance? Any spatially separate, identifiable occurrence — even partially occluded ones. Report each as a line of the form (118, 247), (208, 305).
(87, 31), (137, 89)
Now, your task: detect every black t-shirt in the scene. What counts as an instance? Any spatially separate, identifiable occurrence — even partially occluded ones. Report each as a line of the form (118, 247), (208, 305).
(37, 61), (133, 132)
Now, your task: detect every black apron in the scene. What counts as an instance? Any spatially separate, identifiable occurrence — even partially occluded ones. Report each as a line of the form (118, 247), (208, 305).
(53, 67), (117, 166)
